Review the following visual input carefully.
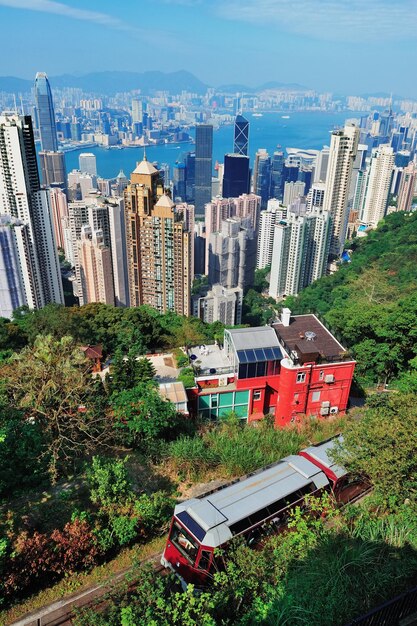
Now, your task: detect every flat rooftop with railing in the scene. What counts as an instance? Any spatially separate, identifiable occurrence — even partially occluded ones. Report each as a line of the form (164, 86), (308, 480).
(188, 344), (234, 376)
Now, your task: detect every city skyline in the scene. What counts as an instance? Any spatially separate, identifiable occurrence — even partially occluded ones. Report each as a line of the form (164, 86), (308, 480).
(0, 1), (416, 97)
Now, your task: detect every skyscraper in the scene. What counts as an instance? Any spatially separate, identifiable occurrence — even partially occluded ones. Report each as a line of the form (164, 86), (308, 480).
(77, 226), (115, 305)
(269, 209), (331, 299)
(222, 154), (250, 198)
(0, 216), (30, 318)
(253, 149), (272, 208)
(79, 153), (97, 176)
(233, 114), (249, 156)
(0, 114), (63, 309)
(270, 150), (285, 199)
(323, 124), (359, 257)
(360, 145), (394, 227)
(34, 72), (58, 152)
(124, 157), (193, 315)
(39, 151), (67, 190)
(208, 217), (256, 291)
(194, 124), (213, 215)
(256, 199), (286, 270)
(397, 162), (416, 213)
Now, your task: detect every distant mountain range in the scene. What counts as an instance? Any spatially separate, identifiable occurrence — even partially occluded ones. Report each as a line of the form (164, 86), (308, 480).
(217, 81), (307, 93)
(0, 70), (209, 95)
(0, 71), (311, 96)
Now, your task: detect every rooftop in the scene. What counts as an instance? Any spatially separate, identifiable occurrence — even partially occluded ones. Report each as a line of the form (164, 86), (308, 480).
(189, 344), (233, 376)
(273, 314), (348, 364)
(132, 157), (158, 176)
(155, 194), (175, 208)
(159, 381), (188, 405)
(226, 326), (280, 351)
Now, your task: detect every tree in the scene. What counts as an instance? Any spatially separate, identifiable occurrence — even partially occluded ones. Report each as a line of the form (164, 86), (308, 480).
(0, 335), (112, 480)
(110, 352), (156, 393)
(112, 383), (178, 446)
(334, 393), (417, 507)
(87, 456), (133, 509)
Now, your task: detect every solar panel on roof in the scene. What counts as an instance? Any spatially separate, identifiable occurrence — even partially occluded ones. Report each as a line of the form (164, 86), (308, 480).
(272, 346), (282, 359)
(245, 349), (256, 363)
(263, 347), (274, 360)
(254, 348), (266, 361)
(237, 350), (248, 363)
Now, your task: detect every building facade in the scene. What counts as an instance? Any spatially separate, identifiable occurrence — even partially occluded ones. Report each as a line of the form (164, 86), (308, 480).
(186, 312), (355, 427)
(34, 72), (58, 152)
(194, 124), (213, 215)
(323, 124), (359, 257)
(0, 114), (63, 309)
(124, 157), (192, 315)
(233, 114), (249, 156)
(360, 144), (394, 227)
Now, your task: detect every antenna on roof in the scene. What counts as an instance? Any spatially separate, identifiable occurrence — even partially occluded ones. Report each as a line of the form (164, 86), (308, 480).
(13, 94), (18, 114)
(143, 146), (147, 161)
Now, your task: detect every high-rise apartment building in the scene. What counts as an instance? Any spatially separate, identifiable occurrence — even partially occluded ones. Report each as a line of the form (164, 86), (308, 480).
(307, 182), (326, 211)
(283, 180), (305, 206)
(269, 209), (331, 299)
(124, 157), (192, 315)
(233, 114), (249, 156)
(360, 144), (394, 227)
(194, 124), (213, 215)
(77, 226), (115, 305)
(195, 284), (243, 326)
(204, 194), (261, 274)
(313, 147), (330, 183)
(0, 114), (63, 309)
(323, 124), (359, 257)
(397, 162), (416, 213)
(0, 216), (31, 318)
(49, 187), (68, 250)
(34, 72), (58, 152)
(208, 217), (256, 291)
(222, 154), (250, 198)
(39, 150), (67, 190)
(256, 199), (286, 269)
(79, 153), (97, 177)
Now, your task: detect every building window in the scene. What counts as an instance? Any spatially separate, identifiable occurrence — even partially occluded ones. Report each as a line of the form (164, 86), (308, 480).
(319, 370), (324, 380)
(253, 390), (261, 401)
(312, 391), (321, 402)
(296, 372), (306, 383)
(211, 395), (218, 409)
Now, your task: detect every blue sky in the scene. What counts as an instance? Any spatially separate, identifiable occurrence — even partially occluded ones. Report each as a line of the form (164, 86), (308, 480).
(0, 0), (416, 97)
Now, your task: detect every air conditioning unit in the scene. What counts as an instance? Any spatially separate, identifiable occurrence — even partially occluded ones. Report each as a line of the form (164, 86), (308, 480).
(329, 406), (339, 414)
(325, 374), (335, 383)
(320, 407), (329, 416)
(321, 401), (330, 408)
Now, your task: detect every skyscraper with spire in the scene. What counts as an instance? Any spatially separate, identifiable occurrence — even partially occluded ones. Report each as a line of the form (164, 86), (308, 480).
(233, 114), (249, 156)
(35, 72), (67, 192)
(34, 72), (58, 152)
(124, 155), (193, 315)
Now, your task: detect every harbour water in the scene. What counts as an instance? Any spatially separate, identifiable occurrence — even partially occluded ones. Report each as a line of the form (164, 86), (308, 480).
(63, 110), (364, 179)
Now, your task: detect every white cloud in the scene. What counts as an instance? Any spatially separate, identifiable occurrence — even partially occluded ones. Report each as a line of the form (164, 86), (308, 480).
(0, 0), (134, 31)
(216, 0), (417, 42)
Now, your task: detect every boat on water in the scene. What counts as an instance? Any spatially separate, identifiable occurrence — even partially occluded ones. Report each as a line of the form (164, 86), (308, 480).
(281, 115), (290, 119)
(252, 113), (263, 117)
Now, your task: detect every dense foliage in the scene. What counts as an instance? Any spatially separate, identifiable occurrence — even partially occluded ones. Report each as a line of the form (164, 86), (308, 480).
(285, 212), (417, 387)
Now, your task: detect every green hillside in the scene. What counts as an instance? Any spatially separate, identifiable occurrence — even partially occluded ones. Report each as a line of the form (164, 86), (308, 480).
(285, 211), (417, 388)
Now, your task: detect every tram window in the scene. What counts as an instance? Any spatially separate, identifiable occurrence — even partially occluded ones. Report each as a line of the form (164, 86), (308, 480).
(198, 550), (212, 571)
(170, 522), (199, 563)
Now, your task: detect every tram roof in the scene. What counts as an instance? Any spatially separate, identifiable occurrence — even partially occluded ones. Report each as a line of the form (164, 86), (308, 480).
(301, 437), (346, 479)
(175, 455), (328, 547)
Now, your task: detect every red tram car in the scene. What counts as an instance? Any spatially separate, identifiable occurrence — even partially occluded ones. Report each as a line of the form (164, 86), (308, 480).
(161, 437), (366, 588)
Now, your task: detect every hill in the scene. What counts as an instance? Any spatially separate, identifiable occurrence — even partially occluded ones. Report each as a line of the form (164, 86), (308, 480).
(285, 212), (417, 388)
(0, 70), (209, 95)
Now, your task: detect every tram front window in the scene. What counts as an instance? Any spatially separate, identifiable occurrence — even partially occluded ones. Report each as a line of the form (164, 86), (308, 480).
(171, 522), (199, 563)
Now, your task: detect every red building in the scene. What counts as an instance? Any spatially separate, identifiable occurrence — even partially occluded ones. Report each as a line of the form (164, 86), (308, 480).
(187, 308), (355, 428)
